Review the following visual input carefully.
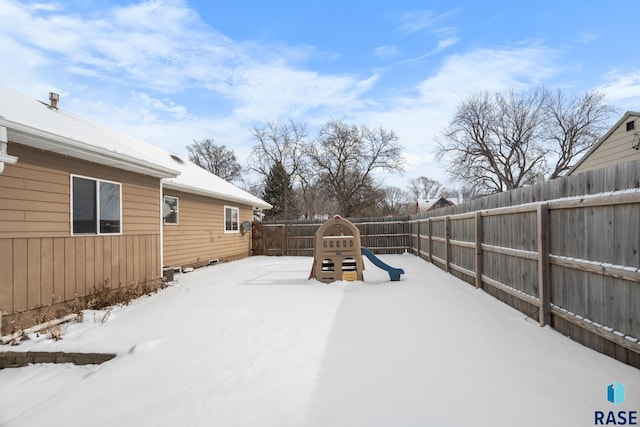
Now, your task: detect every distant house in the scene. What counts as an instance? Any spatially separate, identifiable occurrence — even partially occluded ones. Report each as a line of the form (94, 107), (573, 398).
(415, 197), (455, 214)
(0, 86), (270, 334)
(568, 111), (640, 175)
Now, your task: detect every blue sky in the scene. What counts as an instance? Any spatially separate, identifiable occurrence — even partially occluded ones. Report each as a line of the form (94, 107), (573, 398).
(1, 0), (639, 188)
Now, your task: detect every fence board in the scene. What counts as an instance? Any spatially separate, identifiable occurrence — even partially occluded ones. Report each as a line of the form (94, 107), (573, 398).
(537, 204), (550, 326)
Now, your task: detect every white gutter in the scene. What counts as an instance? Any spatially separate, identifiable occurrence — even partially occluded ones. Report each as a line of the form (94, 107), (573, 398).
(0, 126), (18, 174)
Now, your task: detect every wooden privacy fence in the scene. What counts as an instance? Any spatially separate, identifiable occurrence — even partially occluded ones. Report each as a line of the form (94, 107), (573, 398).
(252, 217), (411, 257)
(410, 189), (640, 367)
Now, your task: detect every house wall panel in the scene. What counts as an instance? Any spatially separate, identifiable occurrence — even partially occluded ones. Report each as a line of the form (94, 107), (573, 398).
(0, 240), (13, 313)
(110, 236), (119, 287)
(162, 189), (254, 268)
(12, 239), (28, 313)
(75, 237), (87, 296)
(0, 234), (162, 332)
(103, 236), (113, 288)
(27, 239), (41, 309)
(64, 238), (76, 300)
(53, 238), (65, 302)
(0, 143), (163, 333)
(94, 236), (104, 289)
(85, 237), (95, 294)
(118, 237), (127, 286)
(0, 221), (69, 234)
(133, 235), (141, 284)
(41, 238), (54, 307)
(0, 211), (25, 221)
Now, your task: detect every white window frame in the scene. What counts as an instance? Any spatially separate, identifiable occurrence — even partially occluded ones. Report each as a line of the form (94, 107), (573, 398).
(224, 205), (239, 233)
(163, 195), (179, 225)
(70, 174), (123, 236)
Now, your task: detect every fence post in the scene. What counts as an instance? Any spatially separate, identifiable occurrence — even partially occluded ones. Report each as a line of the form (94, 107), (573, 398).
(445, 216), (451, 273)
(416, 220), (421, 258)
(427, 218), (433, 263)
(475, 211), (483, 289)
(281, 224), (286, 256)
(537, 203), (551, 327)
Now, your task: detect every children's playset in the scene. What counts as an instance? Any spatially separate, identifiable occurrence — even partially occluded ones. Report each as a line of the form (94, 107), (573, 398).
(309, 215), (404, 283)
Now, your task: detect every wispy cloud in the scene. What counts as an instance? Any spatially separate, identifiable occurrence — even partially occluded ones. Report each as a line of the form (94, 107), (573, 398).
(399, 9), (459, 36)
(578, 32), (599, 44)
(374, 45), (401, 60)
(597, 70), (640, 102)
(398, 9), (460, 61)
(405, 36), (460, 63)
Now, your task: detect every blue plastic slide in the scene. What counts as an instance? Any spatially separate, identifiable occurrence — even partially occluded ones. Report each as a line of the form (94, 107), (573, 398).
(360, 247), (405, 281)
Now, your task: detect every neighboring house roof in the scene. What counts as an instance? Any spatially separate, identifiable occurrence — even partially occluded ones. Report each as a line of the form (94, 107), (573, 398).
(568, 111), (640, 176)
(0, 86), (271, 209)
(416, 197), (455, 212)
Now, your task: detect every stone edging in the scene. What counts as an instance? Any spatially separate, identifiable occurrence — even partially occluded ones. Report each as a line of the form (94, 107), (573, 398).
(0, 351), (116, 369)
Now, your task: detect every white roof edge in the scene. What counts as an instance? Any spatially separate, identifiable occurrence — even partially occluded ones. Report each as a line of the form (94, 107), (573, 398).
(1, 118), (181, 179)
(163, 181), (272, 209)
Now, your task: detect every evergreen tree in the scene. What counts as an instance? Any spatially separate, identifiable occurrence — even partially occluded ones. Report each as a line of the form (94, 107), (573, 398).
(262, 161), (297, 220)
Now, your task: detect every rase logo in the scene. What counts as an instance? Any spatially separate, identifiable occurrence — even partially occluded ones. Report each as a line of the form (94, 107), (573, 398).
(609, 382), (626, 406)
(595, 381), (637, 425)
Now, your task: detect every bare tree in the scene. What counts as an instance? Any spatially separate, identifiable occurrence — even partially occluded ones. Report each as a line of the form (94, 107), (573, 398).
(295, 160), (336, 219)
(249, 120), (308, 220)
(186, 138), (242, 183)
(544, 91), (618, 178)
(306, 118), (405, 217)
(409, 176), (445, 200)
(382, 186), (411, 216)
(436, 87), (616, 194)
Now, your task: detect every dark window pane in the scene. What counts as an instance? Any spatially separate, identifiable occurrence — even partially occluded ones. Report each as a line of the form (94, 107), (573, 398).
(73, 177), (96, 234)
(100, 181), (120, 233)
(163, 196), (178, 224)
(225, 207), (239, 231)
(232, 209), (238, 230)
(225, 208), (232, 230)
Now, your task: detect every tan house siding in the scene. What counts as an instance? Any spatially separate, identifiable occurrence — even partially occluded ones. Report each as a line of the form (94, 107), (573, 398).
(163, 189), (253, 268)
(571, 113), (640, 175)
(0, 144), (162, 332)
(0, 144), (161, 238)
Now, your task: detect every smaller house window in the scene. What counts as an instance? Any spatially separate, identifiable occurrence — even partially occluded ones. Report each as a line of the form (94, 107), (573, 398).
(627, 121), (635, 131)
(163, 196), (179, 224)
(71, 175), (121, 235)
(224, 206), (239, 232)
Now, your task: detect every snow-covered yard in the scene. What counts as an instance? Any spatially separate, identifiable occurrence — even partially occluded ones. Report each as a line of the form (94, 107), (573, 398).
(1, 254), (638, 427)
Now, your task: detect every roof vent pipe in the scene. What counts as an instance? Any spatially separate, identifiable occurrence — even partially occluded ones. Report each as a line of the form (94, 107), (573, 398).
(49, 92), (59, 109)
